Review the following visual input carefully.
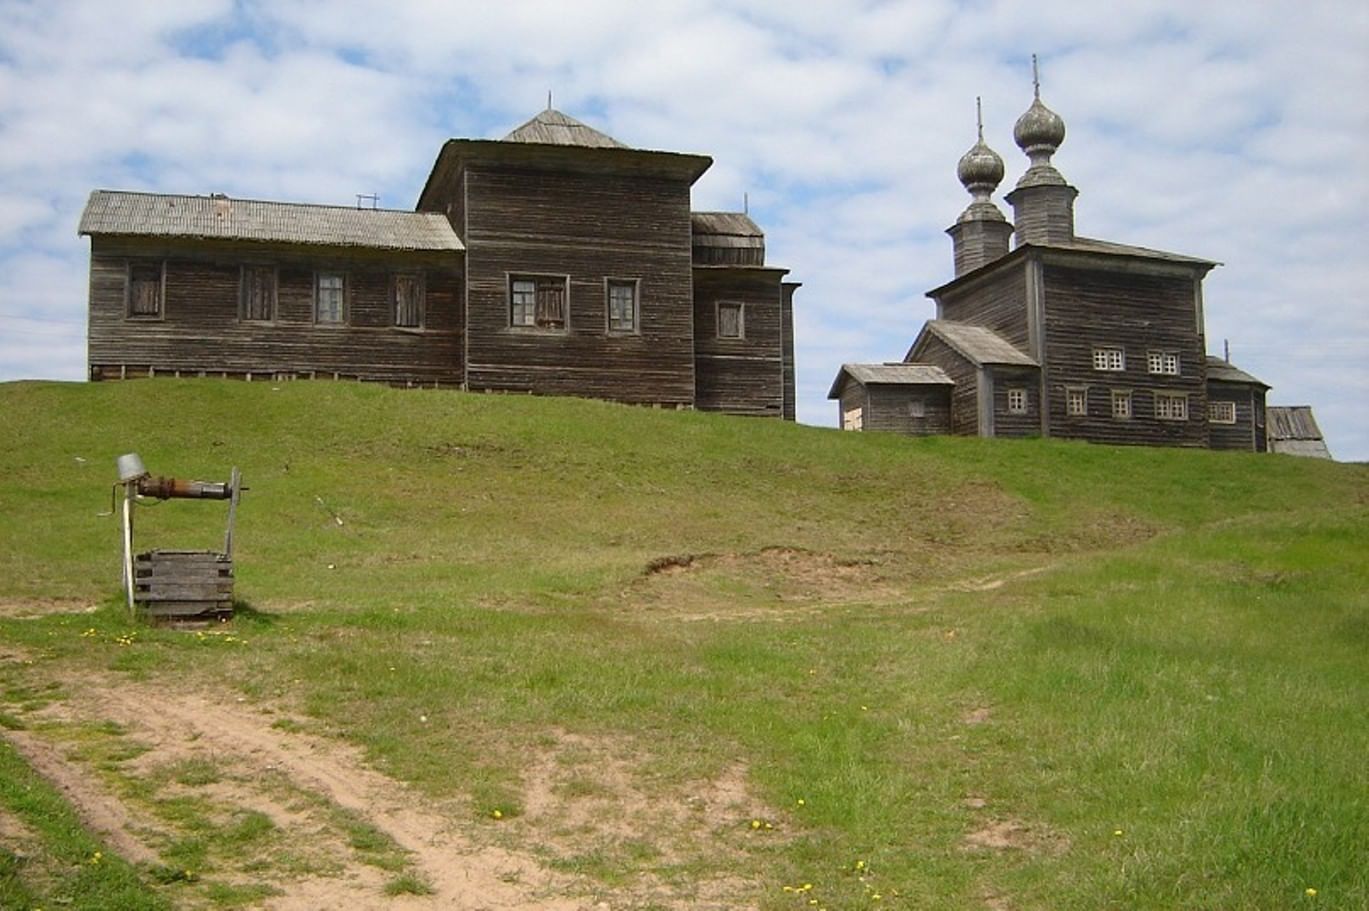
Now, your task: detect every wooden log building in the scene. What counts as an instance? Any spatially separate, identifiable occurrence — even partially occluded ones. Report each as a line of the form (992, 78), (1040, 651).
(831, 79), (1297, 453)
(81, 109), (797, 419)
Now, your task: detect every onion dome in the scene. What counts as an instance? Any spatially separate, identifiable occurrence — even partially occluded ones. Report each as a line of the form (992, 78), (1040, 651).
(1012, 55), (1068, 188)
(956, 98), (1007, 224)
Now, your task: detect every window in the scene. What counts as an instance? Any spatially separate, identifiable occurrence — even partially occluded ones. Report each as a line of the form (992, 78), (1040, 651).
(1007, 388), (1028, 414)
(607, 279), (637, 333)
(1066, 387), (1088, 416)
(1111, 390), (1132, 419)
(1093, 347), (1125, 371)
(510, 275), (566, 329)
(127, 262), (163, 318)
(908, 399), (926, 419)
(718, 301), (744, 339)
(1155, 392), (1188, 421)
(240, 266), (276, 321)
(1209, 400), (1237, 424)
(315, 272), (345, 324)
(392, 274), (424, 328)
(843, 405), (863, 431)
(1147, 350), (1179, 375)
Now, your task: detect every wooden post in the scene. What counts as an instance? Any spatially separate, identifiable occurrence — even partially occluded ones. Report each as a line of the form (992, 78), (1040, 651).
(121, 481), (136, 617)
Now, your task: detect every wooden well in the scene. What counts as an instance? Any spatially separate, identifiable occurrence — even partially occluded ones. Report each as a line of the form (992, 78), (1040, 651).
(134, 549), (233, 622)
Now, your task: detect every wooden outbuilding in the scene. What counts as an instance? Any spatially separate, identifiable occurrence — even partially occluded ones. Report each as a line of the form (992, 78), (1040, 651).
(81, 108), (797, 418)
(1266, 406), (1332, 459)
(827, 363), (953, 434)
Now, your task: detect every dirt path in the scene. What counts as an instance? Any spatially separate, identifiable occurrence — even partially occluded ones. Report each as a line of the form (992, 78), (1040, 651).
(6, 679), (589, 909)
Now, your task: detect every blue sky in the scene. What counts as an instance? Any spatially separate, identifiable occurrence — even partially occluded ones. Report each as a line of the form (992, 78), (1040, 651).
(2, 0), (1365, 458)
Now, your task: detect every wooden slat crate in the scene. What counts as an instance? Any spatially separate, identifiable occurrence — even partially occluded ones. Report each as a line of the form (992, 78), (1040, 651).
(134, 549), (234, 620)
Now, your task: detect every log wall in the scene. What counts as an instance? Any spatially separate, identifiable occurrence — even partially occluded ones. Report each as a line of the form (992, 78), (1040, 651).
(1207, 381), (1267, 452)
(87, 238), (463, 385)
(693, 267), (785, 416)
(907, 335), (980, 435)
(1040, 261), (1208, 447)
(458, 165), (697, 406)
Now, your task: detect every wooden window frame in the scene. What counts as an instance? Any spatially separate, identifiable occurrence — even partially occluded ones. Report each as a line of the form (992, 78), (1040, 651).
(1147, 350), (1180, 375)
(717, 300), (744, 339)
(1066, 386), (1088, 416)
(1110, 389), (1132, 420)
(1093, 346), (1125, 372)
(1006, 388), (1028, 415)
(606, 278), (639, 334)
(509, 274), (569, 331)
(1209, 400), (1237, 424)
(314, 271), (347, 326)
(908, 399), (926, 419)
(391, 272), (425, 330)
(239, 265), (277, 322)
(1155, 392), (1189, 421)
(125, 260), (165, 320)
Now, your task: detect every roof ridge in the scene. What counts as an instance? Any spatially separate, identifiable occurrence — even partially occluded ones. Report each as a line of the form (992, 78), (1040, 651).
(87, 189), (436, 217)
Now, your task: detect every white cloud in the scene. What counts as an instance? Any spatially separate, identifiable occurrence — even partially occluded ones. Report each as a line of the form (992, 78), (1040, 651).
(1, 0), (1365, 458)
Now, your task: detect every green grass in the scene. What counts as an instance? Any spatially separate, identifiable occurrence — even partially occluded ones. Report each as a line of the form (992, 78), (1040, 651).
(0, 378), (1366, 909)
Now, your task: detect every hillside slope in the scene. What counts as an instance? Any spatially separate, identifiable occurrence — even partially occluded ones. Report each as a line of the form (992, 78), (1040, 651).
(1, 380), (1366, 910)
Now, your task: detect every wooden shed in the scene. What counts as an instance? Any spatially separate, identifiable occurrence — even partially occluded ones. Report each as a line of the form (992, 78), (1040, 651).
(1266, 406), (1332, 459)
(828, 363), (954, 434)
(1205, 356), (1269, 452)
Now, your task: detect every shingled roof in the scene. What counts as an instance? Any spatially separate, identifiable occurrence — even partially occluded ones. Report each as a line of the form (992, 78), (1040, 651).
(79, 191), (463, 252)
(913, 321), (1037, 367)
(1205, 355), (1268, 387)
(828, 363), (953, 398)
(503, 109), (628, 149)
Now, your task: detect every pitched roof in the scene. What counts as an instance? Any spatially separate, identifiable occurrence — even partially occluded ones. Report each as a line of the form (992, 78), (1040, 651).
(1205, 355), (1269, 387)
(917, 321), (1037, 367)
(1063, 236), (1217, 266)
(79, 191), (463, 251)
(1267, 406), (1325, 441)
(828, 363), (953, 398)
(502, 109), (628, 149)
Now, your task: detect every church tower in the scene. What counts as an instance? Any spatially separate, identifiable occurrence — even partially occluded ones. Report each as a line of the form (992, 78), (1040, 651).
(947, 98), (1014, 276)
(1004, 55), (1078, 246)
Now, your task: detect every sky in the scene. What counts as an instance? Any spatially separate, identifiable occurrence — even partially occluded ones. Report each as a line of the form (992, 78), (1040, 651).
(1, 0), (1365, 459)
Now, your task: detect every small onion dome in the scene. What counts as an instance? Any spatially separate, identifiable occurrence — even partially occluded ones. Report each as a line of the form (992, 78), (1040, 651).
(1013, 96), (1066, 158)
(957, 138), (1005, 193)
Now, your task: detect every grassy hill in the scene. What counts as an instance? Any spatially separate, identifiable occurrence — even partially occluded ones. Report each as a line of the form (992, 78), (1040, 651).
(1, 379), (1366, 910)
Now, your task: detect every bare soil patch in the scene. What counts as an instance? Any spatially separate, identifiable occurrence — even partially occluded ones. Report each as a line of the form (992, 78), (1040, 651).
(0, 597), (95, 619)
(962, 819), (1068, 855)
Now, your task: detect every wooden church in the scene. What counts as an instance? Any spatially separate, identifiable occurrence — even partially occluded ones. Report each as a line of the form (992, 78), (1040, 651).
(830, 71), (1272, 451)
(80, 109), (798, 419)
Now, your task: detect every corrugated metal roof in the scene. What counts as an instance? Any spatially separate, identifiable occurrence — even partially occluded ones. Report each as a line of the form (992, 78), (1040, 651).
(828, 363), (954, 398)
(1205, 355), (1268, 387)
(925, 321), (1037, 367)
(502, 109), (628, 149)
(1267, 406), (1325, 441)
(79, 191), (463, 251)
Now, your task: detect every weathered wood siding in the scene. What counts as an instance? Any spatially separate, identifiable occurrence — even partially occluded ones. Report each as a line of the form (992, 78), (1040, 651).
(693, 267), (785, 416)
(1207, 381), (1266, 452)
(990, 365), (1041, 438)
(781, 282), (798, 421)
(936, 265), (1029, 351)
(1041, 262), (1207, 447)
(864, 384), (952, 435)
(456, 165), (696, 406)
(907, 335), (980, 434)
(87, 238), (463, 384)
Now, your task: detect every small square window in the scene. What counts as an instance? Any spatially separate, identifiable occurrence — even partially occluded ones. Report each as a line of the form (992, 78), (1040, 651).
(1093, 347), (1125, 371)
(1066, 387), (1088, 416)
(241, 266), (276, 321)
(908, 399), (926, 419)
(127, 262), (163, 318)
(1147, 350), (1179, 375)
(316, 272), (345, 324)
(1007, 388), (1028, 414)
(718, 301), (744, 339)
(1209, 401), (1236, 424)
(510, 275), (566, 329)
(1155, 392), (1188, 421)
(607, 280), (637, 332)
(393, 274), (424, 328)
(1111, 390), (1132, 419)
